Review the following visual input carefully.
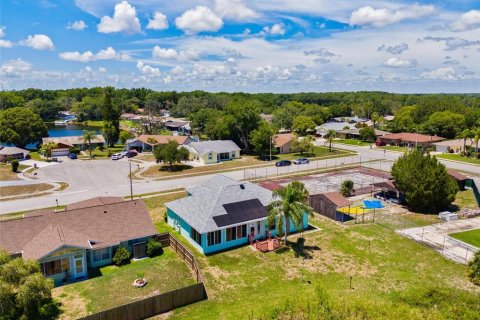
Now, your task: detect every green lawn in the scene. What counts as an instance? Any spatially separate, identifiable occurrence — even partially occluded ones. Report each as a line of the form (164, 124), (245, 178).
(449, 229), (480, 248)
(436, 153), (480, 165)
(454, 189), (478, 210)
(335, 139), (373, 146)
(53, 248), (195, 319)
(379, 145), (409, 152)
(275, 146), (354, 161)
(147, 213), (480, 319)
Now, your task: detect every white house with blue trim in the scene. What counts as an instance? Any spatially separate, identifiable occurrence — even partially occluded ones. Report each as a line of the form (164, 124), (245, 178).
(165, 175), (309, 254)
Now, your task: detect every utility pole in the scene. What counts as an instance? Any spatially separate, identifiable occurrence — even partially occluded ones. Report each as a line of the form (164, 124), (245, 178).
(129, 160), (133, 200)
(269, 135), (272, 162)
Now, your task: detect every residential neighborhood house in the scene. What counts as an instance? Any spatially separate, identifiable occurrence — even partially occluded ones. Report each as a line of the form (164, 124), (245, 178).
(183, 140), (241, 164)
(273, 133), (296, 154)
(377, 133), (445, 148)
(42, 135), (105, 156)
(0, 146), (29, 162)
(0, 197), (157, 285)
(336, 128), (390, 140)
(126, 134), (194, 152)
(165, 175), (309, 254)
(164, 120), (192, 135)
(433, 139), (474, 154)
(315, 122), (353, 136)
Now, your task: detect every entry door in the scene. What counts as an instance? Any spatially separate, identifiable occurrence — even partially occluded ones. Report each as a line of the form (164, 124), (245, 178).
(73, 255), (85, 278)
(133, 242), (147, 259)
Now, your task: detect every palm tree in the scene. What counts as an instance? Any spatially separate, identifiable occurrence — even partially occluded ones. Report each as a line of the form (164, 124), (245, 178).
(41, 141), (57, 161)
(267, 181), (312, 243)
(457, 129), (474, 154)
(371, 112), (380, 128)
(83, 130), (96, 158)
(473, 128), (480, 157)
(325, 129), (336, 152)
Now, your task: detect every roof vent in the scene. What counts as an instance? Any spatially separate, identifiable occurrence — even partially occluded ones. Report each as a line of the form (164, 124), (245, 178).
(240, 184), (245, 190)
(104, 210), (107, 213)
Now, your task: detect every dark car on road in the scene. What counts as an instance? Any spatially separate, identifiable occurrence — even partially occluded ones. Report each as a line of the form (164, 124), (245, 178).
(68, 153), (77, 159)
(275, 160), (292, 167)
(126, 150), (137, 158)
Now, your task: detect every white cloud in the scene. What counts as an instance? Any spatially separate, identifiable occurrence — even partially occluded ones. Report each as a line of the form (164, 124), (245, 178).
(136, 61), (161, 76)
(349, 4), (435, 27)
(262, 23), (285, 35)
(1, 59), (32, 76)
(449, 10), (480, 32)
(179, 48), (201, 61)
(19, 34), (54, 50)
(421, 67), (456, 80)
(67, 20), (87, 30)
(152, 46), (178, 59)
(214, 0), (259, 21)
(96, 46), (117, 60)
(0, 26), (6, 38)
(175, 6), (223, 34)
(377, 43), (409, 54)
(59, 51), (95, 62)
(97, 1), (141, 34)
(99, 67), (107, 73)
(59, 47), (122, 62)
(0, 40), (13, 48)
(383, 57), (417, 68)
(147, 11), (169, 30)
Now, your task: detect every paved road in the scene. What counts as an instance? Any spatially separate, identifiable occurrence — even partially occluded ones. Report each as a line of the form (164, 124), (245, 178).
(1, 143), (479, 214)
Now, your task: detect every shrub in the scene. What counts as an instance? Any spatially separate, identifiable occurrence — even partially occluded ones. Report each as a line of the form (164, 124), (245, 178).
(112, 246), (130, 266)
(69, 147), (80, 154)
(11, 159), (19, 172)
(468, 251), (480, 285)
(146, 238), (164, 257)
(25, 154), (31, 160)
(340, 180), (354, 197)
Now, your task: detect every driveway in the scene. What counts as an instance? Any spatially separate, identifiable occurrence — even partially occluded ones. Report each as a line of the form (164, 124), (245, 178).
(34, 159), (131, 192)
(397, 218), (480, 264)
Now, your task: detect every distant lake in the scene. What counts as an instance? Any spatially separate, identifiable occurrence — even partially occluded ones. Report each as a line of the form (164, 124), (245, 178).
(21, 124), (101, 149)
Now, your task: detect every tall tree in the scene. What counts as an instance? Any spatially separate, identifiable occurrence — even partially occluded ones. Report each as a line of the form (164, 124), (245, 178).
(267, 181), (312, 243)
(224, 101), (261, 153)
(0, 107), (47, 148)
(250, 121), (277, 159)
(101, 87), (120, 147)
(40, 141), (57, 160)
(473, 128), (480, 156)
(291, 136), (315, 155)
(83, 130), (96, 158)
(291, 116), (316, 136)
(324, 129), (336, 152)
(423, 111), (465, 139)
(153, 141), (189, 169)
(457, 129), (474, 154)
(391, 150), (458, 212)
(359, 127), (377, 142)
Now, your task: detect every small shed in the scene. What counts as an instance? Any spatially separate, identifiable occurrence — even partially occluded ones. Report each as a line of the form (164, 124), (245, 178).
(309, 191), (353, 222)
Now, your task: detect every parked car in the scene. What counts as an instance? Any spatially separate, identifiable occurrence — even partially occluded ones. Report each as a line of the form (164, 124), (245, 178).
(293, 158), (309, 165)
(111, 153), (123, 160)
(126, 150), (137, 158)
(275, 160), (292, 167)
(51, 157), (58, 162)
(68, 153), (77, 159)
(375, 140), (386, 146)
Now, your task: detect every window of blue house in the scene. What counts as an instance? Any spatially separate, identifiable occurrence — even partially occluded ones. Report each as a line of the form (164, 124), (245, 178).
(191, 228), (202, 246)
(207, 230), (221, 246)
(226, 224), (246, 241)
(93, 248), (110, 262)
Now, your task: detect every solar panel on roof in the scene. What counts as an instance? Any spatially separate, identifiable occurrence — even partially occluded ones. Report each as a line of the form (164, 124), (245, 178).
(214, 199), (268, 227)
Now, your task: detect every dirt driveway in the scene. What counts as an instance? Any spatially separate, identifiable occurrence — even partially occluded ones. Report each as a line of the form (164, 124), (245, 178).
(398, 217), (480, 264)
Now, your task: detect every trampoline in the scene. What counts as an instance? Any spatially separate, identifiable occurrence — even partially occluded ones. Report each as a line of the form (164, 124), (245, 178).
(338, 206), (369, 215)
(363, 199), (384, 209)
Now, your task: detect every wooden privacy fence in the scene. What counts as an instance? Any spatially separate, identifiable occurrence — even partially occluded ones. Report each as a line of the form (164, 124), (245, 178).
(79, 233), (206, 320)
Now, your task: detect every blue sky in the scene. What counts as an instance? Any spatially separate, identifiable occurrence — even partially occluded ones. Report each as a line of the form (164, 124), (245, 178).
(1, 0), (479, 92)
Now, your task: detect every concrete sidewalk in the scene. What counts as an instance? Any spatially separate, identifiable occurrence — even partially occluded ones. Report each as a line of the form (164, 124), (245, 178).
(397, 218), (480, 264)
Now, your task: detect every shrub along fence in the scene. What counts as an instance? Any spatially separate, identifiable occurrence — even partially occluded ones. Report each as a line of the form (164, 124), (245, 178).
(79, 233), (206, 320)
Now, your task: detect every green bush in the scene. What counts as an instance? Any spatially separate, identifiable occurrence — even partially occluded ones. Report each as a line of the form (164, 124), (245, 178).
(112, 245), (130, 266)
(146, 238), (164, 257)
(468, 251), (480, 285)
(69, 147), (80, 154)
(11, 159), (19, 172)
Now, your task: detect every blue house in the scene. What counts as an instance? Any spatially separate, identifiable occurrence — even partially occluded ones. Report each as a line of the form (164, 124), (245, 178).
(165, 175), (309, 254)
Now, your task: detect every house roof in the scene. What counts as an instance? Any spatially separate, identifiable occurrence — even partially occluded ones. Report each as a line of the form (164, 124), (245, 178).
(0, 199), (157, 260)
(321, 191), (353, 207)
(432, 139), (474, 147)
(447, 169), (468, 182)
(135, 135), (191, 146)
(66, 196), (125, 210)
(316, 122), (353, 132)
(0, 146), (29, 155)
(379, 133), (445, 143)
(333, 116), (368, 123)
(164, 120), (189, 128)
(336, 129), (390, 136)
(42, 135), (105, 147)
(187, 140), (241, 155)
(372, 180), (399, 192)
(273, 133), (295, 147)
(165, 175), (273, 233)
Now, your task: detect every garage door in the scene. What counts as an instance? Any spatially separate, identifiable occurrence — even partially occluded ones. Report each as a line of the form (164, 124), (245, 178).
(52, 149), (69, 156)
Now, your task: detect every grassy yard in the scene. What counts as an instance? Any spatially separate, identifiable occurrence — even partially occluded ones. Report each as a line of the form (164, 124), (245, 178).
(454, 189), (479, 210)
(436, 153), (480, 165)
(143, 191), (188, 232)
(379, 145), (409, 153)
(53, 248), (195, 319)
(0, 183), (53, 198)
(335, 139), (373, 146)
(449, 229), (480, 248)
(0, 163), (28, 181)
(143, 203), (480, 320)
